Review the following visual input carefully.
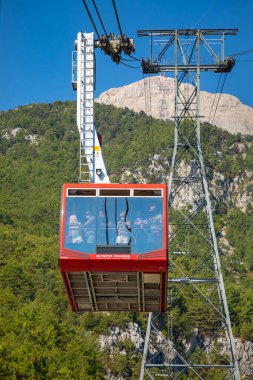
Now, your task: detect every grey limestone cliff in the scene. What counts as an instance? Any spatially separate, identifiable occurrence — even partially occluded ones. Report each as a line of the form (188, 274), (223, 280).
(96, 76), (253, 135)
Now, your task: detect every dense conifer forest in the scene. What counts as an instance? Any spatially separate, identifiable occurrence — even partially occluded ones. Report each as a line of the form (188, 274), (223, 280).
(0, 101), (252, 379)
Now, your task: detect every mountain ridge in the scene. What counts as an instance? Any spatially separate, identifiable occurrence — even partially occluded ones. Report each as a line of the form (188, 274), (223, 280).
(96, 76), (253, 135)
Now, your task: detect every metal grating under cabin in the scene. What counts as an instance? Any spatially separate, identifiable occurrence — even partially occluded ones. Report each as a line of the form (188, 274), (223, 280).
(67, 272), (162, 312)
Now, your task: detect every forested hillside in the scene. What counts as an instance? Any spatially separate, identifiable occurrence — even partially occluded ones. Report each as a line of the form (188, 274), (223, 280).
(0, 101), (252, 379)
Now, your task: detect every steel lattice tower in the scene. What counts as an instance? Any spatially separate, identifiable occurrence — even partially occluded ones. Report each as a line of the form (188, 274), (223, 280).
(138, 29), (240, 380)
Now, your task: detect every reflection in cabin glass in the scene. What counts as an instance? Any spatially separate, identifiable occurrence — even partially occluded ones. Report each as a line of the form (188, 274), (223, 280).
(64, 197), (163, 254)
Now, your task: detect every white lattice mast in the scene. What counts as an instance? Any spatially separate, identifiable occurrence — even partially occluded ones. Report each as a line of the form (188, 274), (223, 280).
(72, 32), (109, 183)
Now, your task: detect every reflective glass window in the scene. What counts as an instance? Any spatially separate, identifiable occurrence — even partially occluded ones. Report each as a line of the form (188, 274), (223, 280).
(64, 195), (164, 254)
(64, 197), (97, 253)
(131, 198), (163, 253)
(97, 197), (131, 246)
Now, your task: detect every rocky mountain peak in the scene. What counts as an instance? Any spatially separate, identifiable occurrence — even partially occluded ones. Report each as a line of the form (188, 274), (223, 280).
(96, 76), (253, 135)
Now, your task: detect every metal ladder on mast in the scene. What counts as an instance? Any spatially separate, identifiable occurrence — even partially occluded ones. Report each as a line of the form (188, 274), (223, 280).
(79, 33), (95, 182)
(73, 32), (109, 184)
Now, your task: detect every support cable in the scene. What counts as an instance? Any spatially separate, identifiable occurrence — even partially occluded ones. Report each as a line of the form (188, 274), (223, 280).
(143, 73), (149, 116)
(81, 0), (101, 40)
(122, 56), (142, 63)
(92, 0), (108, 36)
(112, 0), (123, 38)
(147, 75), (155, 156)
(143, 74), (154, 156)
(82, 0), (137, 62)
(143, 74), (150, 150)
(119, 61), (141, 69)
(128, 55), (142, 62)
(228, 48), (253, 57)
(210, 73), (227, 125)
(142, 74), (155, 162)
(208, 74), (223, 123)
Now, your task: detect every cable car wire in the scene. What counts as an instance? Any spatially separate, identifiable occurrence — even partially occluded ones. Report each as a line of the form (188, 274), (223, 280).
(128, 55), (142, 62)
(228, 48), (253, 57)
(122, 54), (143, 63)
(210, 73), (227, 125)
(143, 73), (155, 156)
(148, 75), (155, 156)
(81, 0), (101, 40)
(143, 74), (150, 116)
(121, 57), (141, 63)
(92, 0), (108, 36)
(208, 74), (222, 123)
(120, 61), (141, 69)
(81, 0), (138, 63)
(112, 0), (123, 39)
(143, 74), (150, 150)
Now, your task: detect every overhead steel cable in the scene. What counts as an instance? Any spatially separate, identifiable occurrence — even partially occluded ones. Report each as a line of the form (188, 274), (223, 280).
(120, 61), (141, 69)
(147, 75), (155, 156)
(81, 0), (100, 40)
(121, 57), (140, 62)
(143, 74), (148, 115)
(143, 74), (151, 117)
(147, 76), (153, 121)
(112, 0), (123, 38)
(211, 73), (227, 125)
(128, 55), (142, 62)
(92, 0), (108, 36)
(228, 48), (253, 57)
(143, 74), (151, 152)
(143, 73), (155, 157)
(208, 74), (222, 123)
(81, 0), (135, 62)
(154, 35), (175, 64)
(122, 54), (142, 62)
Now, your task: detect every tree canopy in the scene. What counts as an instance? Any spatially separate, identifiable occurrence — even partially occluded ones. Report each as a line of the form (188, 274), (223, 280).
(0, 101), (252, 379)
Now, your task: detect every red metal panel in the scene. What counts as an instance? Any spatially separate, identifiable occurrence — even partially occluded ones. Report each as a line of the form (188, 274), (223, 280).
(61, 271), (78, 312)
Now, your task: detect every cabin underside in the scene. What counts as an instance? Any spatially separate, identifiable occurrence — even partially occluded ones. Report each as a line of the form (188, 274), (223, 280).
(63, 271), (166, 312)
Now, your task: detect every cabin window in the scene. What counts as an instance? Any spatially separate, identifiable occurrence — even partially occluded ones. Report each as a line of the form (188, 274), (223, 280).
(99, 189), (131, 196)
(68, 189), (96, 196)
(133, 189), (162, 197)
(64, 197), (97, 253)
(64, 196), (164, 254)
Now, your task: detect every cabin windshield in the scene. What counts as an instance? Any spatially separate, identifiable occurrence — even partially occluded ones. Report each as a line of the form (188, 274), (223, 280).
(64, 197), (164, 254)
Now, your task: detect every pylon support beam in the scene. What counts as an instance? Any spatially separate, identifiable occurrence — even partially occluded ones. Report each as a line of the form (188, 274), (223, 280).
(139, 28), (240, 380)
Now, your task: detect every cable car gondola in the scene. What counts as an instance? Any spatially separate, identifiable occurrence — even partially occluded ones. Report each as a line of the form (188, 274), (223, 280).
(59, 183), (168, 312)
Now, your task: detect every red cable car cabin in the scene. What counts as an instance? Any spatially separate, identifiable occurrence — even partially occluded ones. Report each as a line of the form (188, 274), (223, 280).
(59, 183), (168, 312)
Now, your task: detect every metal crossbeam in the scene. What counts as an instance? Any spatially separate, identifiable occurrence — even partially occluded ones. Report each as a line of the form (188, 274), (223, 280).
(138, 29), (238, 75)
(137, 28), (238, 36)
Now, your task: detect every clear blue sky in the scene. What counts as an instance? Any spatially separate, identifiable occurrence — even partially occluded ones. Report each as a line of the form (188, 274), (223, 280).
(0, 0), (253, 111)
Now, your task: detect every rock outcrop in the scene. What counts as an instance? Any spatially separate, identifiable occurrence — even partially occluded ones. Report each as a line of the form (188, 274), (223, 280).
(96, 76), (253, 135)
(100, 323), (253, 379)
(121, 155), (253, 212)
(100, 322), (144, 354)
